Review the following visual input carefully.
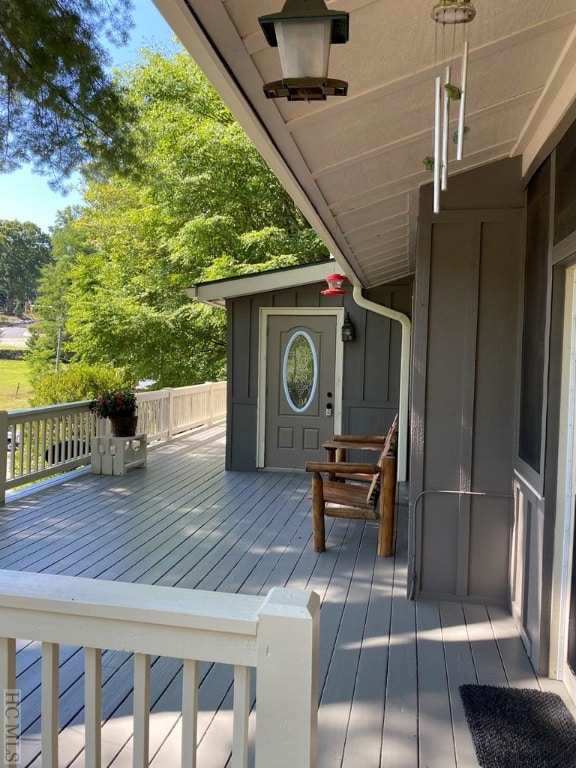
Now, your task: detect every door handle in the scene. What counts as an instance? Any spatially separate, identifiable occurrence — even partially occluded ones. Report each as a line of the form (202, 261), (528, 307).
(325, 403), (333, 417)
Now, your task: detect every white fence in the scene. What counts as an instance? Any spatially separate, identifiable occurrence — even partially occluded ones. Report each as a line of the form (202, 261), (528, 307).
(0, 570), (319, 768)
(0, 382), (227, 502)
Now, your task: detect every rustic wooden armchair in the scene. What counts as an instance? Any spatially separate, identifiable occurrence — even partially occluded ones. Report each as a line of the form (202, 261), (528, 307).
(305, 416), (398, 557)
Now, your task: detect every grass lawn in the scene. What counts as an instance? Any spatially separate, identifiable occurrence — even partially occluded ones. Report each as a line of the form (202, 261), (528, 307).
(0, 358), (33, 411)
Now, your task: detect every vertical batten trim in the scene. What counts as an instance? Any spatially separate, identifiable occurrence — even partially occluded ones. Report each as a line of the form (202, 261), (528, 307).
(455, 221), (482, 597)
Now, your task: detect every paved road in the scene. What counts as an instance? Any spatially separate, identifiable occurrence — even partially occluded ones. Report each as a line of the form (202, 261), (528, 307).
(0, 321), (31, 347)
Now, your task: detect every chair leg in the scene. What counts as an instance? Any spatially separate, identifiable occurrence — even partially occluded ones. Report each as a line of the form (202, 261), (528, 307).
(311, 472), (326, 552)
(377, 456), (397, 557)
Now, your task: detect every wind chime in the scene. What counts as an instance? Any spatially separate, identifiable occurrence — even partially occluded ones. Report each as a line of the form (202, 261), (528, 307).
(430, 0), (476, 213)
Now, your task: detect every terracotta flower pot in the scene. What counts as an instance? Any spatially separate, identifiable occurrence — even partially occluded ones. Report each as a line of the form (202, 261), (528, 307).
(110, 414), (138, 437)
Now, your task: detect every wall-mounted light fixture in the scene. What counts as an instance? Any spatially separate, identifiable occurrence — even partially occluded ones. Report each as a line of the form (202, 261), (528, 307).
(341, 312), (355, 342)
(321, 272), (346, 295)
(259, 0), (349, 101)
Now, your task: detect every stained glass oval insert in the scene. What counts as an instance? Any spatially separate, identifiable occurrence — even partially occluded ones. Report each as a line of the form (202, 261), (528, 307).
(283, 331), (318, 413)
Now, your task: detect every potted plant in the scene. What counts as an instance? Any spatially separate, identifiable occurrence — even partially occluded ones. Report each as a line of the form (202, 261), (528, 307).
(90, 387), (138, 437)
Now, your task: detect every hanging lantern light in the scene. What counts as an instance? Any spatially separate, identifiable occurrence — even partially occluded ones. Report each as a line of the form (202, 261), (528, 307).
(259, 0), (350, 101)
(321, 273), (346, 295)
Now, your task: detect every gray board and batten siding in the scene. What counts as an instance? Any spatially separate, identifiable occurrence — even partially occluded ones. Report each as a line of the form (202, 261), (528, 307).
(225, 281), (412, 472)
(410, 157), (525, 606)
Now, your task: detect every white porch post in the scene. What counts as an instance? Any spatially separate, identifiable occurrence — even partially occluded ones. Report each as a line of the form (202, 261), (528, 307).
(166, 388), (175, 439)
(255, 588), (320, 768)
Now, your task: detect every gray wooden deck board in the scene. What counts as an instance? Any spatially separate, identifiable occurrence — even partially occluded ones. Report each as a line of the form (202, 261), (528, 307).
(439, 601), (479, 767)
(0, 425), (560, 768)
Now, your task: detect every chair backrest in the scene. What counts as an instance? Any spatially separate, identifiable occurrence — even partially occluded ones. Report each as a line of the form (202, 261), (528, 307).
(381, 414), (398, 457)
(367, 415), (398, 505)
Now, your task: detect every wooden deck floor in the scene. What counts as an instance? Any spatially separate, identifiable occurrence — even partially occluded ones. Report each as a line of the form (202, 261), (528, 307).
(0, 425), (572, 767)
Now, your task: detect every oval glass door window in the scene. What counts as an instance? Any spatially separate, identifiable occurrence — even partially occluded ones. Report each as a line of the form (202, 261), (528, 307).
(283, 331), (318, 413)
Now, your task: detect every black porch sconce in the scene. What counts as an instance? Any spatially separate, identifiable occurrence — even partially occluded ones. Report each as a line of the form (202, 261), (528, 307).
(341, 312), (355, 342)
(258, 0), (350, 101)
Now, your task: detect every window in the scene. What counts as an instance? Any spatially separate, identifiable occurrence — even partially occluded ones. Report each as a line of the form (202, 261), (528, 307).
(283, 331), (318, 412)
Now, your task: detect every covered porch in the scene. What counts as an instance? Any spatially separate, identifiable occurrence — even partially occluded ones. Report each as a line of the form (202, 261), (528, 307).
(0, 425), (569, 767)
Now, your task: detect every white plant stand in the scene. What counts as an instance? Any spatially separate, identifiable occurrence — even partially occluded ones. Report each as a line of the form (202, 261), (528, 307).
(91, 434), (147, 475)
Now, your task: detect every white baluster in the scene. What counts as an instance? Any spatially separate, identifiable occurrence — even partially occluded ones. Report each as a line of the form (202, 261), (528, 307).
(133, 653), (150, 768)
(85, 647), (102, 768)
(232, 665), (250, 768)
(41, 642), (59, 768)
(0, 638), (17, 768)
(181, 659), (199, 768)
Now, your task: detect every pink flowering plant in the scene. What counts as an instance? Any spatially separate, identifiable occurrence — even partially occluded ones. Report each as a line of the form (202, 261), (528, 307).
(90, 387), (137, 419)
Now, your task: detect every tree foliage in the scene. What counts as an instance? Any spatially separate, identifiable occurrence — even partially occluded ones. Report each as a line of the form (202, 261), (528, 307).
(29, 363), (128, 406)
(30, 48), (329, 391)
(27, 207), (88, 378)
(0, 0), (139, 186)
(0, 219), (51, 313)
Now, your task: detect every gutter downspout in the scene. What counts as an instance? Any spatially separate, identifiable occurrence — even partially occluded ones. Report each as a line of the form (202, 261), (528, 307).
(352, 286), (411, 482)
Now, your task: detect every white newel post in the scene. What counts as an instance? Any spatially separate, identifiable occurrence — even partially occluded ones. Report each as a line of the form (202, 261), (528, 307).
(207, 383), (214, 427)
(165, 388), (175, 440)
(255, 588), (320, 768)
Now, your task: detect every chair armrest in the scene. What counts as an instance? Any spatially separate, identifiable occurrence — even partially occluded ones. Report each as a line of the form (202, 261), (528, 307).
(305, 461), (379, 475)
(330, 434), (387, 444)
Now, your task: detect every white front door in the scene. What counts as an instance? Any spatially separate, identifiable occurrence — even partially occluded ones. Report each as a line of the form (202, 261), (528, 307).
(258, 309), (344, 470)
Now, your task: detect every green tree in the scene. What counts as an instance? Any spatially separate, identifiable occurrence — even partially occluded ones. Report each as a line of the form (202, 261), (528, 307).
(0, 0), (139, 187)
(0, 219), (51, 313)
(27, 208), (89, 377)
(30, 363), (128, 406)
(56, 48), (328, 387)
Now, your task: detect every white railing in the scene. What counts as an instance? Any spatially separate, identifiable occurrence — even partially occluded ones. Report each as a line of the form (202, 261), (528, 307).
(0, 382), (227, 502)
(136, 382), (227, 441)
(0, 570), (319, 768)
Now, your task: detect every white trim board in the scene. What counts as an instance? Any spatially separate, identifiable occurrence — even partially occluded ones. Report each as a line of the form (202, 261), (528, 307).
(186, 262), (344, 307)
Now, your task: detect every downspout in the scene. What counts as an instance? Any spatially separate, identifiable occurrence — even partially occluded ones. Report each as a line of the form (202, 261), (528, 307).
(352, 286), (411, 482)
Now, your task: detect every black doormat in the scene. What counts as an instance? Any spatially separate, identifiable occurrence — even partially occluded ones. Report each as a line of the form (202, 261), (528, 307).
(460, 684), (576, 768)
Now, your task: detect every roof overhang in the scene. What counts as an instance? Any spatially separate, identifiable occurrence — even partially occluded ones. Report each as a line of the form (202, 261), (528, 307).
(186, 259), (343, 307)
(154, 0), (576, 289)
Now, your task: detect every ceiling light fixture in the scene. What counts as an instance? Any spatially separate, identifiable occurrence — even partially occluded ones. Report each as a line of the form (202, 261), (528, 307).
(259, 0), (350, 101)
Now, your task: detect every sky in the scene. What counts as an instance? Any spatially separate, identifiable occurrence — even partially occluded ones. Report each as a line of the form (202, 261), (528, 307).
(0, 2), (176, 233)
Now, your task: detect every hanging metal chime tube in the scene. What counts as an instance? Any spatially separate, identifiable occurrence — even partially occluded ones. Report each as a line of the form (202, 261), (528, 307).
(457, 39), (469, 161)
(433, 75), (442, 214)
(442, 64), (451, 190)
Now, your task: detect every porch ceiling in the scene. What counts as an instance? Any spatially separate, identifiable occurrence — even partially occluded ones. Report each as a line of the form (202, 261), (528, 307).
(153, 0), (576, 288)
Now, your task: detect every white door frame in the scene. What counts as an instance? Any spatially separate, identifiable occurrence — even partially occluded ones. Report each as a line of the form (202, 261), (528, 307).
(257, 307), (345, 469)
(551, 266), (576, 696)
